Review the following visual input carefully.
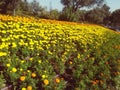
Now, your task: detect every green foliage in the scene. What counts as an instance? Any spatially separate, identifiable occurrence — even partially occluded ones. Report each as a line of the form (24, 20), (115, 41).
(59, 7), (80, 22)
(85, 4), (110, 24)
(110, 9), (120, 26)
(0, 72), (6, 89)
(0, 0), (21, 15)
(49, 9), (60, 20)
(61, 0), (105, 12)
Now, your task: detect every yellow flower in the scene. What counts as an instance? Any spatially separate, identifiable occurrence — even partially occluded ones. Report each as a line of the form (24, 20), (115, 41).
(20, 68), (23, 71)
(29, 58), (33, 61)
(6, 63), (10, 67)
(21, 60), (25, 63)
(43, 79), (49, 85)
(38, 60), (41, 64)
(0, 52), (7, 57)
(27, 70), (30, 73)
(12, 68), (17, 72)
(31, 73), (36, 78)
(12, 42), (17, 48)
(77, 54), (80, 58)
(69, 61), (73, 65)
(42, 75), (46, 79)
(27, 86), (32, 90)
(21, 87), (27, 90)
(55, 78), (60, 83)
(20, 76), (26, 81)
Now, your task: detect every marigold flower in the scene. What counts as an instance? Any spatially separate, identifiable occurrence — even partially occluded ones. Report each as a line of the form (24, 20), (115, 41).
(55, 78), (60, 83)
(27, 70), (30, 73)
(42, 75), (46, 79)
(21, 87), (27, 90)
(69, 61), (73, 64)
(29, 58), (33, 61)
(0, 52), (7, 57)
(20, 68), (23, 71)
(27, 86), (32, 90)
(44, 79), (49, 85)
(12, 68), (17, 72)
(6, 63), (10, 67)
(31, 73), (36, 77)
(20, 76), (26, 81)
(38, 60), (41, 63)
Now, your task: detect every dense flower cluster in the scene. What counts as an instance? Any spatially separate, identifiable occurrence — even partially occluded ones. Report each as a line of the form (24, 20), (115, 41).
(0, 14), (120, 90)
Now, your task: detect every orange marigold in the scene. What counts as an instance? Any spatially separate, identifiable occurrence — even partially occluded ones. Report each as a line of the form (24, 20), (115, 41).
(44, 79), (49, 85)
(31, 73), (36, 78)
(27, 86), (32, 90)
(20, 76), (26, 81)
(55, 78), (60, 83)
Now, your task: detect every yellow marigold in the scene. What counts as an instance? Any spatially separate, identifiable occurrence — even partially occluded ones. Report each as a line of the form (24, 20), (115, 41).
(31, 73), (36, 78)
(0, 52), (7, 57)
(42, 75), (46, 79)
(69, 61), (73, 65)
(55, 78), (60, 83)
(12, 68), (17, 72)
(27, 70), (30, 73)
(12, 42), (17, 48)
(20, 76), (26, 81)
(27, 86), (32, 90)
(20, 68), (23, 71)
(38, 60), (41, 64)
(43, 79), (49, 85)
(6, 63), (10, 67)
(29, 58), (33, 61)
(21, 87), (27, 90)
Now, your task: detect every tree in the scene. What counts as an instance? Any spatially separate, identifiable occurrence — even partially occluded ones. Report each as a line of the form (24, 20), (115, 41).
(19, 0), (31, 16)
(0, 0), (21, 15)
(10, 0), (21, 15)
(30, 0), (43, 16)
(85, 4), (110, 24)
(49, 9), (60, 20)
(60, 0), (104, 22)
(59, 7), (80, 22)
(61, 0), (104, 12)
(0, 0), (11, 14)
(109, 9), (120, 26)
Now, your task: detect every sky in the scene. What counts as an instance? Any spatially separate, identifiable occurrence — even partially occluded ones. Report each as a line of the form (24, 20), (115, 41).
(29, 0), (120, 12)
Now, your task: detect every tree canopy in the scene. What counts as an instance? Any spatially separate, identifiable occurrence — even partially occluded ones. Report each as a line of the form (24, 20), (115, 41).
(61, 0), (104, 12)
(110, 9), (120, 26)
(0, 0), (21, 15)
(85, 4), (110, 24)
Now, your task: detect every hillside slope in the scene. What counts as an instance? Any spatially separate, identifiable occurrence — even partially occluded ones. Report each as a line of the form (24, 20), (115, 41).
(0, 15), (120, 90)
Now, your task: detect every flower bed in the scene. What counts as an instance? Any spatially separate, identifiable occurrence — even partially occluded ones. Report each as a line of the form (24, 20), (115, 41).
(0, 15), (120, 90)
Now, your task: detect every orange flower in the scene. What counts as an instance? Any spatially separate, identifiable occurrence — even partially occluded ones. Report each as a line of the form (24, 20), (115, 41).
(31, 73), (36, 78)
(44, 79), (49, 85)
(69, 61), (73, 64)
(55, 78), (60, 83)
(20, 76), (25, 81)
(27, 86), (32, 90)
